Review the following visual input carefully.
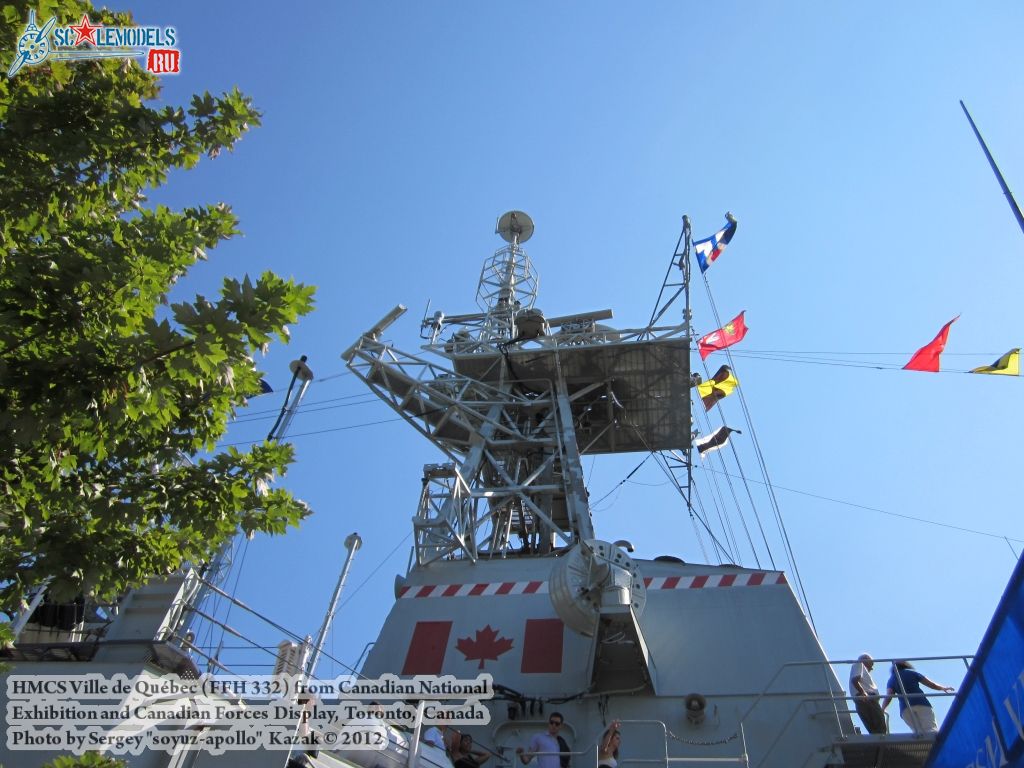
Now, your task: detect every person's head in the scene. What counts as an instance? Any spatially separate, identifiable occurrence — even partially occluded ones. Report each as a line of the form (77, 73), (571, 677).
(547, 712), (564, 734)
(894, 660), (913, 670)
(858, 653), (874, 671)
(460, 735), (473, 751)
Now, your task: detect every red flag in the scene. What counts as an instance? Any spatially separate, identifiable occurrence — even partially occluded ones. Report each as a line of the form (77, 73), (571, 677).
(903, 316), (959, 372)
(698, 311), (748, 360)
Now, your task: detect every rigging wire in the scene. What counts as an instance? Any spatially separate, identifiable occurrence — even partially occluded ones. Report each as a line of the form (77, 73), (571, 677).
(716, 443), (764, 569)
(684, 480), (714, 563)
(639, 431), (732, 563)
(695, 464), (1024, 545)
(230, 396), (379, 425)
(217, 416), (407, 448)
(724, 435), (775, 570)
(589, 454), (654, 508)
(700, 275), (818, 633)
(231, 392), (381, 421)
(259, 369), (354, 392)
(219, 390), (1024, 548)
(717, 349), (1004, 356)
(206, 535), (251, 673)
(221, 348), (1020, 444)
(693, 403), (762, 568)
(589, 483), (627, 515)
(713, 473), (741, 564)
(624, 479), (670, 488)
(683, 414), (738, 564)
(193, 576), (362, 677)
(316, 370), (353, 382)
(338, 533), (413, 611)
(695, 375), (775, 569)
(571, 443), (1024, 549)
(706, 348), (1019, 373)
(694, 355), (772, 568)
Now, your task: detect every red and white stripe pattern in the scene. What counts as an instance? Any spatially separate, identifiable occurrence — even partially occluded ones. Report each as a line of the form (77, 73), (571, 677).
(398, 572), (785, 598)
(398, 580), (548, 599)
(644, 572), (786, 590)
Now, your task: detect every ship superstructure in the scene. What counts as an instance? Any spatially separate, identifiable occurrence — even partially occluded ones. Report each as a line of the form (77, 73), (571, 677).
(342, 212), (858, 768)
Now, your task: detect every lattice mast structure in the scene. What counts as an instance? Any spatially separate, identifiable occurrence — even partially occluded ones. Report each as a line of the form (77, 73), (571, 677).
(343, 212), (694, 568)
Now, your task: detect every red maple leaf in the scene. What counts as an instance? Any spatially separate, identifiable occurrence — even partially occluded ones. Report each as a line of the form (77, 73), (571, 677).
(456, 625), (514, 669)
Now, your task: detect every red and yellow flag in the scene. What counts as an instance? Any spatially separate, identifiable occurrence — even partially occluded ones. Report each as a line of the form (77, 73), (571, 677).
(698, 311), (748, 360)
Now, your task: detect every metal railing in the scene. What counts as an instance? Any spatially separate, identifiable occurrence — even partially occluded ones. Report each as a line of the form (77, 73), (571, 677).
(739, 654), (972, 768)
(503, 719), (747, 768)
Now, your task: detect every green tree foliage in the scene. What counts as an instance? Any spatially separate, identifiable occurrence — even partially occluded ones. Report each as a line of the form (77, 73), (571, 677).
(43, 754), (126, 768)
(0, 0), (316, 618)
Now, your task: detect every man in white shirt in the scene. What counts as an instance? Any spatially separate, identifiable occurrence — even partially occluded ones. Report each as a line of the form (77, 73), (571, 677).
(849, 653), (887, 734)
(423, 724), (452, 753)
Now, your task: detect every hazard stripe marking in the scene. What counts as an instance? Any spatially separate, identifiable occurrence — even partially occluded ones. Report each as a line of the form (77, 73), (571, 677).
(398, 572), (787, 597)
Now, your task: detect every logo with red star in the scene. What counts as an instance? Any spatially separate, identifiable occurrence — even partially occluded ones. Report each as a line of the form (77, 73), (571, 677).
(7, 9), (179, 77)
(68, 14), (101, 46)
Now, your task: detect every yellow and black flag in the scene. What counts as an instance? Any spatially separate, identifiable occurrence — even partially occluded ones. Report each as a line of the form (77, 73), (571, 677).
(970, 348), (1020, 376)
(696, 365), (739, 410)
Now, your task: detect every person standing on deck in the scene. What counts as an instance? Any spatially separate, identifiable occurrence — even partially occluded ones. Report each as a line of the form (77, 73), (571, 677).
(517, 712), (569, 768)
(849, 653), (887, 734)
(423, 723), (455, 754)
(881, 660), (955, 734)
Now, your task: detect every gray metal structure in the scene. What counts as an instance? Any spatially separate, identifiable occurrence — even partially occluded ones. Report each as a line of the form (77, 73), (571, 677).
(344, 212), (692, 566)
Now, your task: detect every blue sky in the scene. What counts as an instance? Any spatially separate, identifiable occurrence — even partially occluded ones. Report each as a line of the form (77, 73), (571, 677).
(109, 1), (1024, 730)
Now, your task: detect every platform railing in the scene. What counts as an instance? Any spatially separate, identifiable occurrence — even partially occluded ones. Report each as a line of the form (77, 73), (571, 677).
(740, 654), (972, 768)
(503, 718), (748, 768)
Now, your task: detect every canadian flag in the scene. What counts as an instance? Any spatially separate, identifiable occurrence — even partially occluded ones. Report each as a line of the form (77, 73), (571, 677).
(402, 618), (564, 675)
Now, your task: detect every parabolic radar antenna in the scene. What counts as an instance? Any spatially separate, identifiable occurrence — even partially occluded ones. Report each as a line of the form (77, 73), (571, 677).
(495, 210), (534, 244)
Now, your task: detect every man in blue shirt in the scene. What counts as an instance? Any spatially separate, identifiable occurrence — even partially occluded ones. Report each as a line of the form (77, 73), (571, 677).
(880, 661), (955, 734)
(517, 712), (569, 768)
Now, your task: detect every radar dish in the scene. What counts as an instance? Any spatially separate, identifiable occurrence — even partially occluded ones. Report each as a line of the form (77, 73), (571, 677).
(496, 210), (534, 244)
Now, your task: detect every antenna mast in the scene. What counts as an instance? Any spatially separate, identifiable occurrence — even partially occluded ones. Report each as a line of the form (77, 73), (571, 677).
(344, 211), (692, 566)
(961, 100), (1024, 237)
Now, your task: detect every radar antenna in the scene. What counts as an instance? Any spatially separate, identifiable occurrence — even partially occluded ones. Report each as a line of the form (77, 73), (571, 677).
(495, 210), (535, 245)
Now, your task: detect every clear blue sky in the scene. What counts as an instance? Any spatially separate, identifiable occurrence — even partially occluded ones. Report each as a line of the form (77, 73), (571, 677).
(115, 0), (1023, 730)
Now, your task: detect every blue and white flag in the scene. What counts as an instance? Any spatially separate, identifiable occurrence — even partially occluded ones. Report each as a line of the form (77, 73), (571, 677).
(693, 214), (737, 273)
